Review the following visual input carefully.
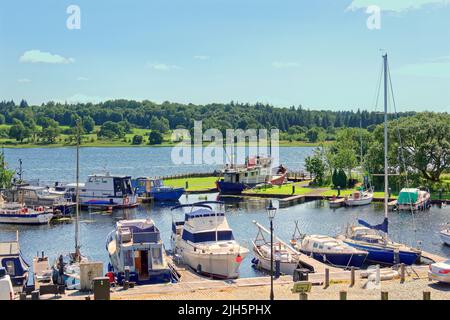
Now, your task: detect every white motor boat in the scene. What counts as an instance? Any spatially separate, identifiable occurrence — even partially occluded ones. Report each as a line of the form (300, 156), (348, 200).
(171, 201), (248, 279)
(344, 188), (373, 206)
(0, 196), (53, 225)
(106, 219), (172, 284)
(79, 172), (138, 208)
(440, 227), (450, 246)
(252, 220), (302, 276)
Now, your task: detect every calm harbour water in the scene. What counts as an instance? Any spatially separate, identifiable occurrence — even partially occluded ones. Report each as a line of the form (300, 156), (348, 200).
(0, 147), (448, 279)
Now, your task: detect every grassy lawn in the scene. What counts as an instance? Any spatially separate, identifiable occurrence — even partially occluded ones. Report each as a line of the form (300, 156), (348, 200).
(243, 183), (311, 195)
(164, 176), (218, 191)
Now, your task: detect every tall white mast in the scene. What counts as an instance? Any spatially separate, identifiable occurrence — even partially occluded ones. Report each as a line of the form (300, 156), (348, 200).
(75, 120), (81, 259)
(383, 54), (388, 219)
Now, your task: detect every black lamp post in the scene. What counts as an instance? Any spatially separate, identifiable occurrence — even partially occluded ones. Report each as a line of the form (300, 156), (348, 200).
(267, 200), (277, 301)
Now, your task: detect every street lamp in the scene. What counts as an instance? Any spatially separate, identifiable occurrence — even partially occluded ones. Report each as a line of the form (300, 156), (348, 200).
(267, 200), (277, 301)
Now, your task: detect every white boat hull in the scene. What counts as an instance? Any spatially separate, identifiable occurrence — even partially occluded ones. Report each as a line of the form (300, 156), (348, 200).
(440, 230), (450, 246)
(0, 213), (53, 225)
(252, 248), (299, 276)
(345, 196), (373, 206)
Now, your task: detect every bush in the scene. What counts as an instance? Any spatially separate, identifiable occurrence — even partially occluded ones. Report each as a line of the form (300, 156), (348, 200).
(132, 135), (143, 145)
(148, 131), (163, 145)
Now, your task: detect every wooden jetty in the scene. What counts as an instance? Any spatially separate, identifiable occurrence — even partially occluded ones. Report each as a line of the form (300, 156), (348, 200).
(278, 195), (306, 208)
(329, 197), (345, 208)
(32, 252), (53, 289)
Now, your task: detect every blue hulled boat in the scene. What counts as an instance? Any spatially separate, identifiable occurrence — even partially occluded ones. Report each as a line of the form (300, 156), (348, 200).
(293, 235), (368, 269)
(132, 177), (184, 201)
(0, 232), (29, 289)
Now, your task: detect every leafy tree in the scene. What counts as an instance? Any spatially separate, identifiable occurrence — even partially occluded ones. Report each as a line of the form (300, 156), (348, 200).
(306, 127), (325, 143)
(9, 119), (30, 142)
(0, 151), (14, 188)
(305, 154), (326, 185)
(82, 116), (95, 133)
(132, 135), (143, 145)
(98, 121), (125, 139)
(148, 131), (163, 145)
(149, 116), (170, 133)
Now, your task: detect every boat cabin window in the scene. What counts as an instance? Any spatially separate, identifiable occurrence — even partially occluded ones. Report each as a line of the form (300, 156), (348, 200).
(313, 243), (318, 248)
(151, 247), (163, 266)
(6, 261), (15, 275)
(123, 251), (134, 267)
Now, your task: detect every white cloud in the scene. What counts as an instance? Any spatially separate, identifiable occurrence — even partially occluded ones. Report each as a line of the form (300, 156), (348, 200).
(272, 61), (300, 69)
(146, 62), (181, 71)
(20, 50), (75, 64)
(76, 76), (89, 81)
(394, 56), (450, 78)
(63, 94), (104, 104)
(347, 0), (450, 12)
(194, 55), (210, 60)
(17, 78), (31, 83)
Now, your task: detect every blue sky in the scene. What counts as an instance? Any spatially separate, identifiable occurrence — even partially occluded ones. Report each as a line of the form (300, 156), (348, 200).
(1, 0), (450, 111)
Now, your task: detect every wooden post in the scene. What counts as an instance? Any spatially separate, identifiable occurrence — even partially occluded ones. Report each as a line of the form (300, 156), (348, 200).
(299, 293), (308, 300)
(339, 291), (347, 300)
(350, 267), (355, 287)
(400, 263), (405, 283)
(381, 291), (389, 300)
(185, 181), (189, 189)
(324, 268), (330, 288)
(423, 291), (431, 300)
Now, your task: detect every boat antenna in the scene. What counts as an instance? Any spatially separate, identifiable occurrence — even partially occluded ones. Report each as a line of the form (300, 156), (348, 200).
(74, 119), (81, 261)
(383, 53), (389, 220)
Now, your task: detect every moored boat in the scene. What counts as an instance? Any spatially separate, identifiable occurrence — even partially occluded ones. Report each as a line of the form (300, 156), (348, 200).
(0, 202), (53, 225)
(106, 219), (172, 284)
(293, 235), (368, 269)
(171, 201), (248, 279)
(252, 220), (302, 276)
(440, 227), (450, 246)
(79, 173), (138, 208)
(344, 188), (373, 206)
(397, 188), (430, 211)
(0, 231), (29, 291)
(132, 177), (184, 202)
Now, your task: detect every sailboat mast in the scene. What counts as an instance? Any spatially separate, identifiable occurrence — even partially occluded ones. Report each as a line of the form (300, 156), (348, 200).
(383, 53), (388, 219)
(75, 120), (81, 258)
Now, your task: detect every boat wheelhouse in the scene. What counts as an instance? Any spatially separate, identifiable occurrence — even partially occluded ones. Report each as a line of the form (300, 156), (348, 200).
(79, 173), (138, 208)
(171, 201), (248, 279)
(216, 156), (287, 194)
(397, 188), (430, 211)
(0, 232), (29, 290)
(132, 177), (184, 202)
(106, 219), (171, 285)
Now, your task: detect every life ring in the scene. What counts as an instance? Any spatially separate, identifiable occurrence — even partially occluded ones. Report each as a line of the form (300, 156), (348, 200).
(123, 197), (129, 205)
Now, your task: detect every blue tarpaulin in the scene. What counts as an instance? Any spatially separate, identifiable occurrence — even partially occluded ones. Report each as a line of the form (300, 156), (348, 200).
(358, 218), (389, 233)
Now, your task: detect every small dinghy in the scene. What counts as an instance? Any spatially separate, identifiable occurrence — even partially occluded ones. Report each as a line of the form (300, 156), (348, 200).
(440, 226), (450, 246)
(344, 188), (373, 206)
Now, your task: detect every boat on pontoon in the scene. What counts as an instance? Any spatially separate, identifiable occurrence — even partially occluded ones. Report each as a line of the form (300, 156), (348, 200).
(171, 201), (248, 279)
(106, 219), (172, 284)
(251, 220), (303, 276)
(0, 201), (53, 225)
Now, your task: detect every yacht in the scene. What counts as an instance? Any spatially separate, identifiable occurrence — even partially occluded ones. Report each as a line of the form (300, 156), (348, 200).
(79, 173), (138, 208)
(106, 219), (172, 284)
(397, 188), (430, 211)
(171, 201), (248, 279)
(132, 177), (184, 202)
(344, 188), (374, 206)
(293, 235), (368, 269)
(337, 224), (421, 265)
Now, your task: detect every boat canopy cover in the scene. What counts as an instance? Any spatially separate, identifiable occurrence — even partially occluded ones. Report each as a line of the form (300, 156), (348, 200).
(117, 219), (156, 233)
(358, 218), (388, 233)
(397, 188), (419, 205)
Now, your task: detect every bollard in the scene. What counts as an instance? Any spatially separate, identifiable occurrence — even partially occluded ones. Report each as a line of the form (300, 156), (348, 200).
(423, 291), (431, 300)
(400, 263), (405, 283)
(375, 265), (381, 286)
(292, 185), (295, 194)
(337, 186), (341, 196)
(31, 290), (40, 300)
(324, 268), (330, 288)
(20, 292), (27, 300)
(350, 267), (355, 287)
(123, 280), (129, 290)
(299, 293), (308, 300)
(185, 181), (189, 189)
(339, 291), (347, 300)
(381, 291), (389, 300)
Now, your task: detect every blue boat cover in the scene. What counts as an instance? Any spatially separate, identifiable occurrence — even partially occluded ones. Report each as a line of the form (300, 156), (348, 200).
(358, 218), (388, 233)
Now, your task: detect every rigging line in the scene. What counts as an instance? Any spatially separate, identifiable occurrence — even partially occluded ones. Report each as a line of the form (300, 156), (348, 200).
(387, 60), (418, 247)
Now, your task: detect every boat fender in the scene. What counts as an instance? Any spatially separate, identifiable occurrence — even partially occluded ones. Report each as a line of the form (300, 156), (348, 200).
(124, 197), (129, 205)
(323, 254), (327, 262)
(196, 264), (202, 274)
